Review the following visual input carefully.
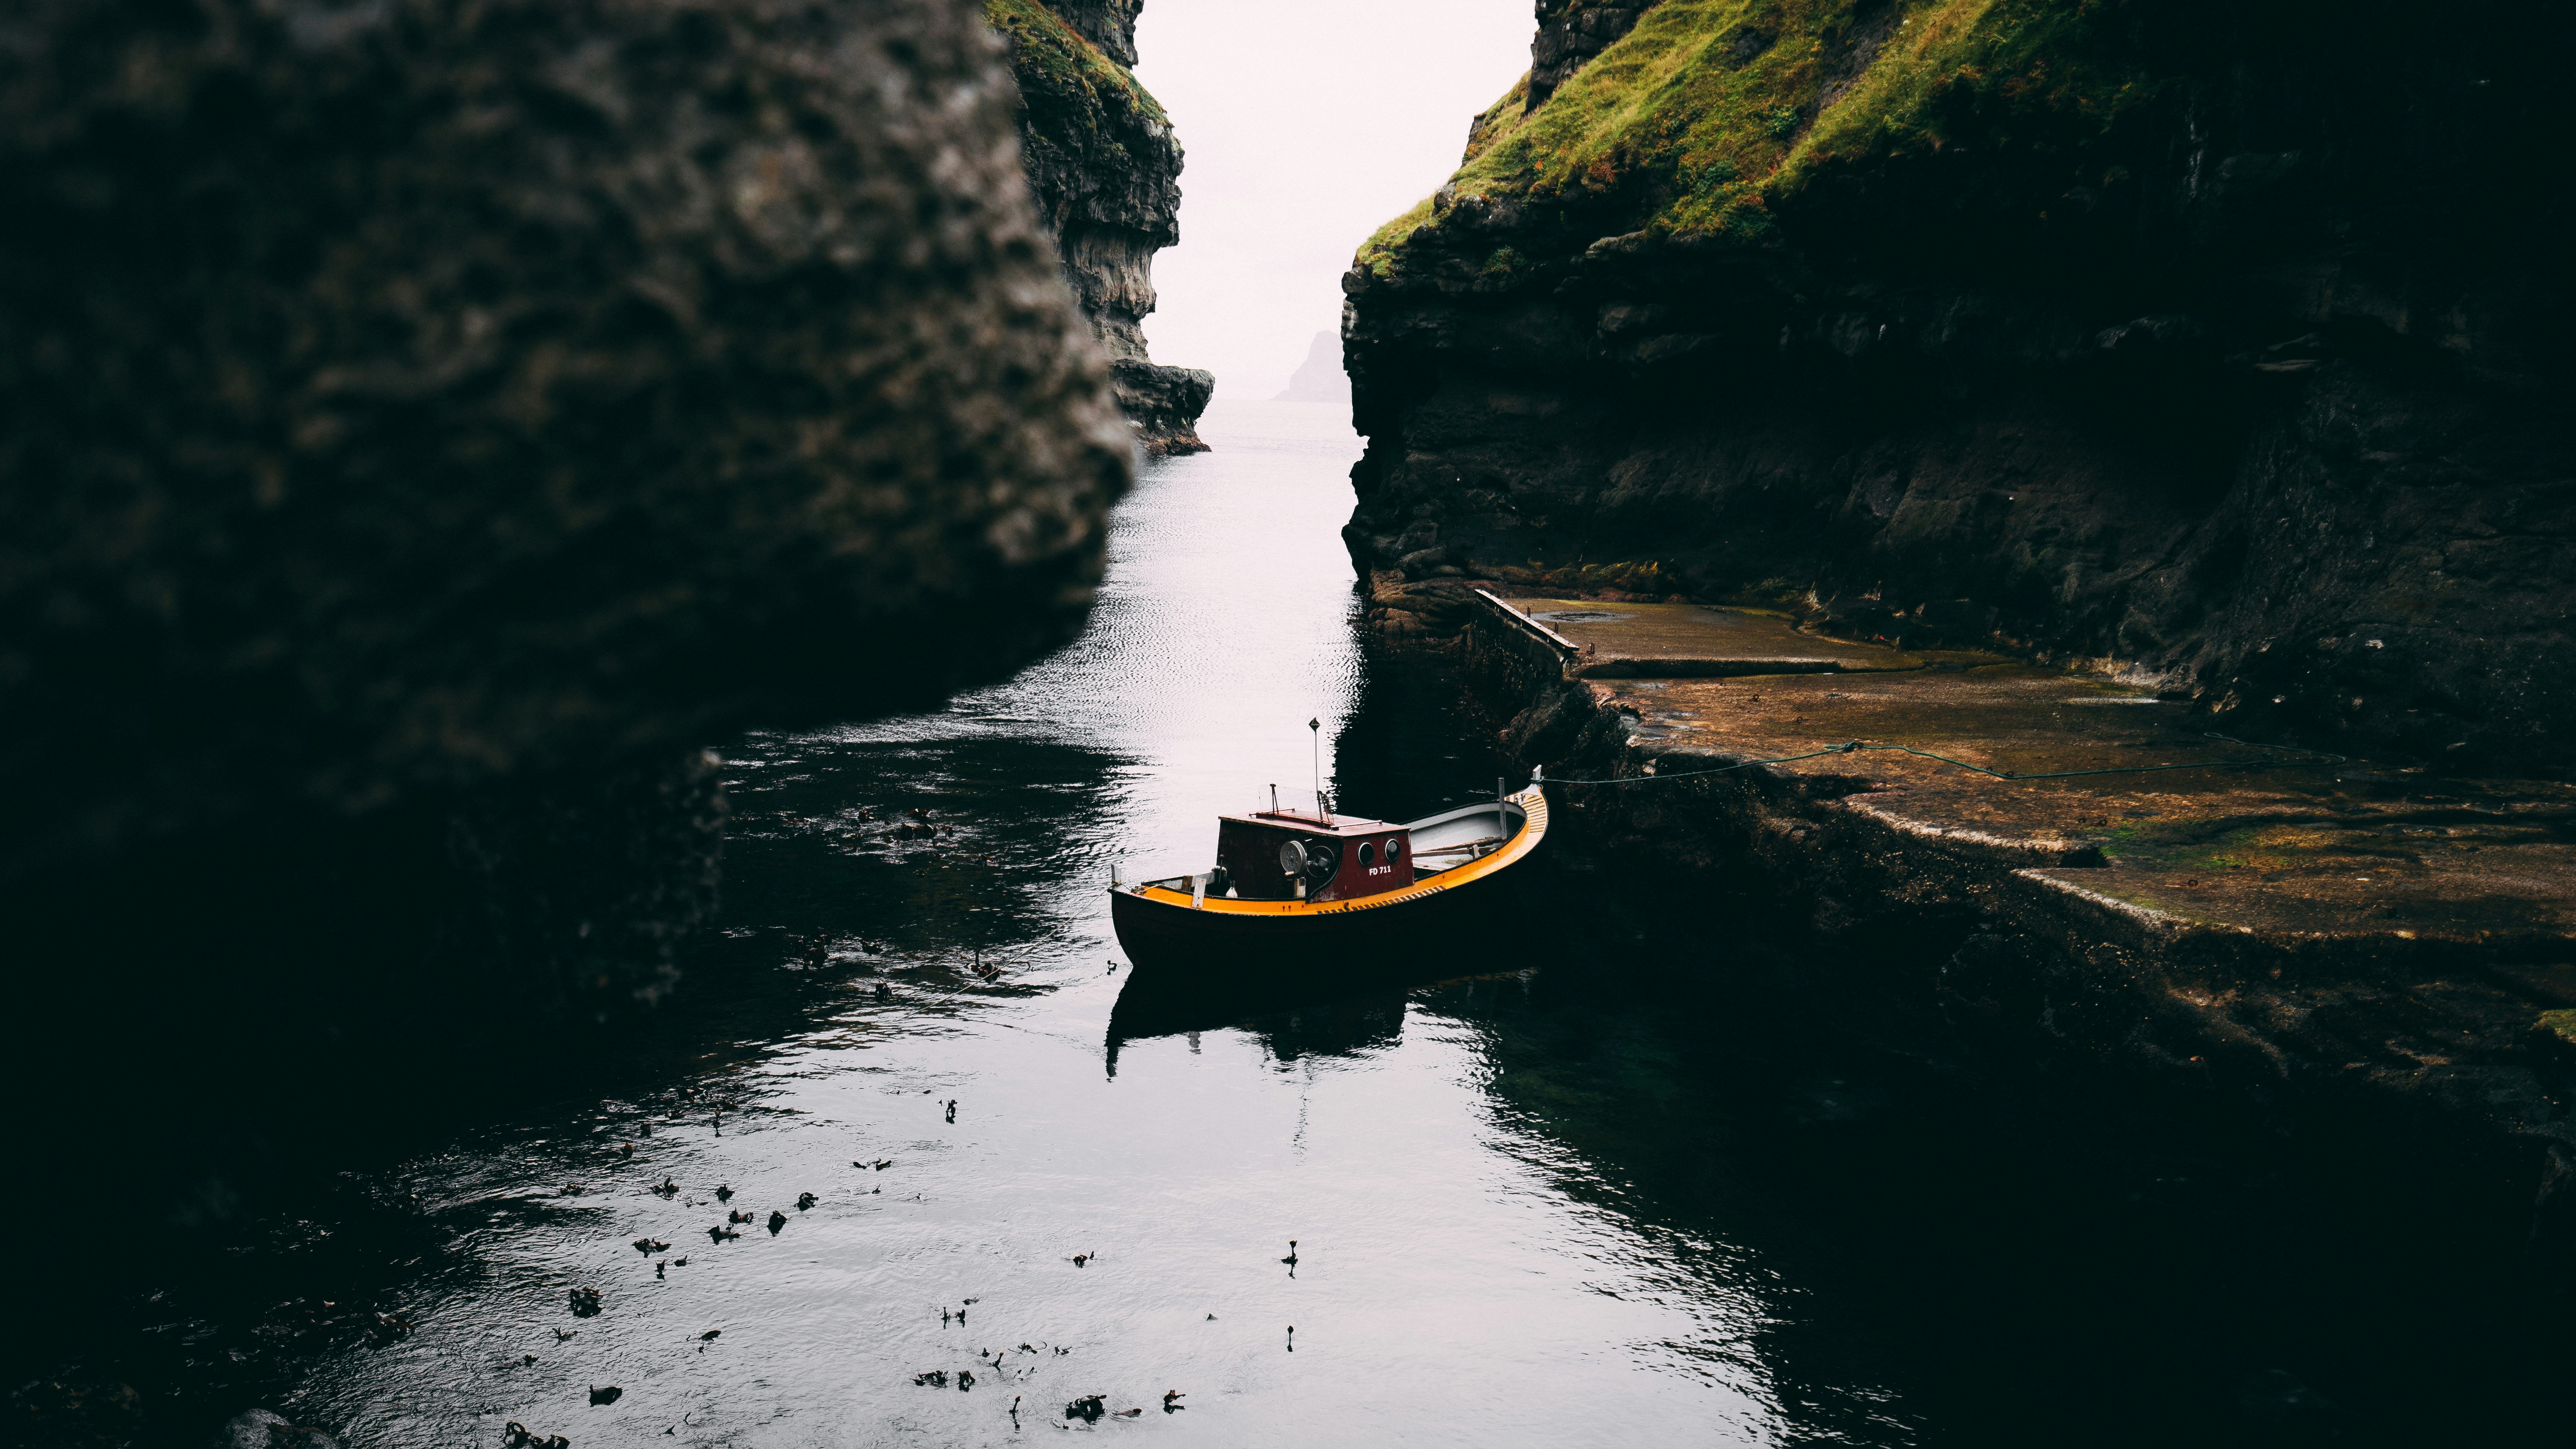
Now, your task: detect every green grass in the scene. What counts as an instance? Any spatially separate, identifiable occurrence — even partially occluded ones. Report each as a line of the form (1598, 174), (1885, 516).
(984, 0), (1168, 125)
(1360, 0), (2154, 269)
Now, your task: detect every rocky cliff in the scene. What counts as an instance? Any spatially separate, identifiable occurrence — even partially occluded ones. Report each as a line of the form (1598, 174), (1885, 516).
(1, 0), (1127, 1152)
(989, 0), (1214, 452)
(1344, 0), (2576, 778)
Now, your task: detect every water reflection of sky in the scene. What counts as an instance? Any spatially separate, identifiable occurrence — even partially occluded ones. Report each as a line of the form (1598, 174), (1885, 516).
(273, 401), (1870, 1447)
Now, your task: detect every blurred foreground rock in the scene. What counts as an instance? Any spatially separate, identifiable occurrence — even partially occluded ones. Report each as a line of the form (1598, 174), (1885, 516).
(0, 0), (1130, 1242)
(0, 0), (1126, 1016)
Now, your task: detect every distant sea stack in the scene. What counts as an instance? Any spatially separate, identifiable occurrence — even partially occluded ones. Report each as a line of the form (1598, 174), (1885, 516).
(1342, 0), (2576, 776)
(1274, 331), (1352, 404)
(990, 0), (1215, 454)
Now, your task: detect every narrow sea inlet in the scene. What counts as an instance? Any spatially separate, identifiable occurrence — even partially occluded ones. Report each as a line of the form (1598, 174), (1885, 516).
(292, 400), (1797, 1445)
(98, 402), (2560, 1448)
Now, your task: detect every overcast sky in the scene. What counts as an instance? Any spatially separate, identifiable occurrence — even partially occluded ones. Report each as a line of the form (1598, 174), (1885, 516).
(1130, 0), (1534, 401)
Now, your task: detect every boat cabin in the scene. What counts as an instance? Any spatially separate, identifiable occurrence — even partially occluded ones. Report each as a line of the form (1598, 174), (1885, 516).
(1211, 809), (1413, 903)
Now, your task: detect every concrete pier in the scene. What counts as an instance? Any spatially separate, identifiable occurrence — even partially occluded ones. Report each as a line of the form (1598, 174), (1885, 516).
(1464, 589), (2576, 1252)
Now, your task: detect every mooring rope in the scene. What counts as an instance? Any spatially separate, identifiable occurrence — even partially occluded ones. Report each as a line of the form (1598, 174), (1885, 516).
(1550, 732), (2347, 787)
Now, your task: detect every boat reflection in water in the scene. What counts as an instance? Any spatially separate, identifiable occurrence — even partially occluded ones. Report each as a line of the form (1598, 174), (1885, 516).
(1104, 952), (1547, 1076)
(1103, 974), (1412, 1076)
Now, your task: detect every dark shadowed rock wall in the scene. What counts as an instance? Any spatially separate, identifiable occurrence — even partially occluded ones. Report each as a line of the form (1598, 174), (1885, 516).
(1344, 0), (2576, 777)
(0, 0), (1128, 1082)
(988, 0), (1214, 453)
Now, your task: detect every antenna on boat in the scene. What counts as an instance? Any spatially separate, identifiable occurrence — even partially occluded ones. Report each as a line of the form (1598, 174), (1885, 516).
(1270, 783), (1279, 813)
(1308, 718), (1322, 820)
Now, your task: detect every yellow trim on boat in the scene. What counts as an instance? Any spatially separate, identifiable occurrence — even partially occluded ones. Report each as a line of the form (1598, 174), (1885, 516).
(1123, 789), (1549, 916)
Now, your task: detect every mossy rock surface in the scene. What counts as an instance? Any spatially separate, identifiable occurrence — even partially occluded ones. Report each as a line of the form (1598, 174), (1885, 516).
(985, 0), (1167, 125)
(1367, 0), (2157, 265)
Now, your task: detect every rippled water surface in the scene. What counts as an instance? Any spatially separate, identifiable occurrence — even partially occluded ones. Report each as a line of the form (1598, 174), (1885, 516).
(287, 401), (1793, 1446)
(73, 401), (2569, 1449)
(256, 400), (1865, 1447)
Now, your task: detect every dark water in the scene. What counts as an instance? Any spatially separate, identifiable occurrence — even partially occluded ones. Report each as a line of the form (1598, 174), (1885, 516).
(25, 401), (2570, 1447)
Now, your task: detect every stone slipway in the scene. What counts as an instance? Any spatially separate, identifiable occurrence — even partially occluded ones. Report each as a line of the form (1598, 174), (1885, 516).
(1461, 590), (2576, 1251)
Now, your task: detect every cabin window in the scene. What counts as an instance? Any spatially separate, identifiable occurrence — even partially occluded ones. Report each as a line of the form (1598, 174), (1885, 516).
(1358, 841), (1376, 866)
(1387, 837), (1403, 862)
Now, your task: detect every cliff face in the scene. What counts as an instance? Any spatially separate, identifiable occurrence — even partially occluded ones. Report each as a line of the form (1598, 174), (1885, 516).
(989, 0), (1214, 453)
(1, 0), (1127, 1056)
(1344, 0), (2576, 777)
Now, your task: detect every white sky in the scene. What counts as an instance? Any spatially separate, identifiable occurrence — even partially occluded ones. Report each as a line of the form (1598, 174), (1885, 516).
(1131, 0), (1534, 401)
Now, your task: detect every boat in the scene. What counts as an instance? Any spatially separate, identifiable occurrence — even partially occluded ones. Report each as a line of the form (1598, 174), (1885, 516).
(1108, 779), (1548, 970)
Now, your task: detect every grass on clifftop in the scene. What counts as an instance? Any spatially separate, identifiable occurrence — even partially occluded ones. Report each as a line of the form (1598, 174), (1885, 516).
(984, 0), (1167, 124)
(1362, 0), (2152, 268)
